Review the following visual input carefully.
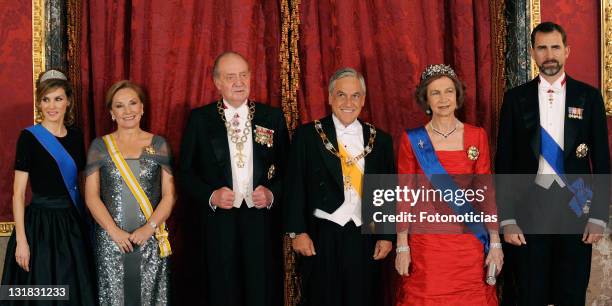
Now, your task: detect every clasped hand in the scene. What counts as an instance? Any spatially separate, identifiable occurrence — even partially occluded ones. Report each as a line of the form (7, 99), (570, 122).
(110, 225), (156, 253)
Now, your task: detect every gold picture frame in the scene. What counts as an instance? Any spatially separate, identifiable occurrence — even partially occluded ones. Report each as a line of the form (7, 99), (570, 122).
(0, 0), (47, 236)
(601, 0), (612, 115)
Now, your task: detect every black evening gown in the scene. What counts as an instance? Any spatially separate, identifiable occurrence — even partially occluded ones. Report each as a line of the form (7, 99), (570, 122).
(1, 127), (96, 306)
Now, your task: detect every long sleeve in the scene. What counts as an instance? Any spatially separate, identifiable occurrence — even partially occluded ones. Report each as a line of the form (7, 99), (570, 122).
(283, 126), (309, 233)
(588, 89), (611, 222)
(179, 110), (215, 212)
(266, 109), (289, 204)
(495, 92), (517, 223)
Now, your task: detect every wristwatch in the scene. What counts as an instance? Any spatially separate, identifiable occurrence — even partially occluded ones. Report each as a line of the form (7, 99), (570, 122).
(149, 221), (158, 230)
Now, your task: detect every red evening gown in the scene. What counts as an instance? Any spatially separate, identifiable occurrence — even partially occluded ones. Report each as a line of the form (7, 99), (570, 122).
(395, 124), (498, 306)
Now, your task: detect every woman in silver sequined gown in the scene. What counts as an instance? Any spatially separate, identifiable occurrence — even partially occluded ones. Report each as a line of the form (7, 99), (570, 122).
(85, 81), (175, 306)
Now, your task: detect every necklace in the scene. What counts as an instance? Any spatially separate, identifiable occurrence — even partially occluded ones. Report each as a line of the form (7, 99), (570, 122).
(430, 121), (457, 138)
(314, 120), (376, 166)
(217, 100), (256, 168)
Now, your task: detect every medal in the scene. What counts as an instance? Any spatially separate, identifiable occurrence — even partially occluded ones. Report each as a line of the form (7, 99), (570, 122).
(267, 164), (276, 180)
(576, 143), (588, 158)
(467, 145), (480, 161)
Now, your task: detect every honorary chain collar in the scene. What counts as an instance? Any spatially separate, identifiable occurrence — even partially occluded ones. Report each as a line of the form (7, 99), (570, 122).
(314, 119), (376, 166)
(217, 99), (256, 168)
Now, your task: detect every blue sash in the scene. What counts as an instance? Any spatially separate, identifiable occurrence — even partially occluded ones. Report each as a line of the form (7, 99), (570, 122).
(26, 124), (83, 213)
(406, 127), (490, 253)
(540, 127), (591, 216)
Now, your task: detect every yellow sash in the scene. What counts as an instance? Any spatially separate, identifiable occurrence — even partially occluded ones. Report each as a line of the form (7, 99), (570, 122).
(102, 134), (172, 258)
(337, 142), (364, 197)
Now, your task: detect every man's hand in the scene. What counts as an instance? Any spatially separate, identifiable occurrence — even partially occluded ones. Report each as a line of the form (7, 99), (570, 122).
(292, 233), (316, 256)
(211, 187), (235, 209)
(252, 185), (273, 209)
(582, 222), (605, 244)
(503, 224), (526, 246)
(373, 240), (392, 260)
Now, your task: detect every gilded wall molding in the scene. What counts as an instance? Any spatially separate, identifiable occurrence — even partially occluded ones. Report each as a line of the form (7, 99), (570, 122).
(529, 0), (541, 79)
(32, 0), (45, 122)
(601, 0), (612, 115)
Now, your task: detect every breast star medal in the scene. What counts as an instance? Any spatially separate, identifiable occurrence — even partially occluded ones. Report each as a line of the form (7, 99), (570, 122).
(467, 145), (479, 161)
(267, 164), (276, 180)
(576, 143), (588, 158)
(144, 146), (156, 155)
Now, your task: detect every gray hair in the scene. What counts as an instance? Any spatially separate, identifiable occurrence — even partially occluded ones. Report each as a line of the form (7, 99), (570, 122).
(213, 51), (249, 79)
(328, 67), (366, 96)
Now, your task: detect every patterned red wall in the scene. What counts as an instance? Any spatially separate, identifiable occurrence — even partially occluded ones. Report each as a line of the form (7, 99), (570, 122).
(541, 0), (600, 88)
(0, 0), (34, 222)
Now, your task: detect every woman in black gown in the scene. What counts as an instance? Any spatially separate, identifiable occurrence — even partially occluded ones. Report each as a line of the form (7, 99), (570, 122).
(1, 70), (96, 305)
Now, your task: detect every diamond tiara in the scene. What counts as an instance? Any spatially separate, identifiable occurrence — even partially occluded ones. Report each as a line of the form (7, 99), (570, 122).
(39, 70), (67, 83)
(420, 64), (457, 81)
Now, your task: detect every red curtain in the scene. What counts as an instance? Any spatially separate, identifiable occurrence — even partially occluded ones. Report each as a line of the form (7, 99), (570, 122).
(297, 1), (496, 304)
(0, 0), (34, 222)
(79, 1), (281, 304)
(298, 0), (495, 149)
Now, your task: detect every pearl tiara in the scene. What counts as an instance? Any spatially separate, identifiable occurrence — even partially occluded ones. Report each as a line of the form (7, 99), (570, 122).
(39, 70), (67, 83)
(420, 64), (457, 81)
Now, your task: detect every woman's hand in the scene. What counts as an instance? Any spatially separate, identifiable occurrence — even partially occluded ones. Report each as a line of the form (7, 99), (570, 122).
(129, 224), (155, 246)
(395, 248), (411, 276)
(485, 248), (504, 275)
(15, 240), (30, 272)
(109, 227), (134, 253)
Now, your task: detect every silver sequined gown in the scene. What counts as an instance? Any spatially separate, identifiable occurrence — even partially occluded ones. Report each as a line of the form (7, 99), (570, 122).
(86, 135), (171, 306)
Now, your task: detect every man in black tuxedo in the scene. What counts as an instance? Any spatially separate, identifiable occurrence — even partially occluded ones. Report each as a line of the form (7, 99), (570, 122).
(179, 51), (288, 306)
(284, 67), (395, 306)
(496, 22), (610, 305)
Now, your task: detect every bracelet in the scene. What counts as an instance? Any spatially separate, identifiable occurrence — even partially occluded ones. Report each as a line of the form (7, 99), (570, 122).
(148, 221), (158, 230)
(396, 245), (410, 253)
(490, 242), (502, 249)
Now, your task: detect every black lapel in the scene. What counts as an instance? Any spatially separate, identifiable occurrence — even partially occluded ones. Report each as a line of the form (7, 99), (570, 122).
(361, 119), (372, 174)
(318, 115), (343, 191)
(251, 102), (265, 185)
(563, 76), (580, 158)
(519, 78), (541, 160)
(210, 102), (233, 187)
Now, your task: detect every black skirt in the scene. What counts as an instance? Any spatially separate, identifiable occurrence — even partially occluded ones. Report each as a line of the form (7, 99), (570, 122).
(1, 195), (96, 306)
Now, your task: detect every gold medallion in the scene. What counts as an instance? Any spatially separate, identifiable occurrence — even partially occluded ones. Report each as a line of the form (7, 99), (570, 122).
(576, 143), (588, 158)
(467, 146), (479, 161)
(144, 146), (156, 155)
(267, 164), (276, 180)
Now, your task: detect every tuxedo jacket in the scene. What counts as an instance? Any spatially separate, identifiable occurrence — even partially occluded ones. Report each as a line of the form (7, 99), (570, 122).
(495, 76), (610, 222)
(179, 101), (289, 214)
(283, 115), (396, 239)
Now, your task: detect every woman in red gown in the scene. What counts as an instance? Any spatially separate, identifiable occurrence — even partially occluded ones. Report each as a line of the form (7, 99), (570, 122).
(395, 65), (503, 306)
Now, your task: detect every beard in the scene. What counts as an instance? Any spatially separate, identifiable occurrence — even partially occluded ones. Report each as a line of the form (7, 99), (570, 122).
(538, 60), (563, 76)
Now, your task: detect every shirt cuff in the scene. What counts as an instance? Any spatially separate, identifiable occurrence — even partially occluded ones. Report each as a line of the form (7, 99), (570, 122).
(267, 192), (274, 209)
(208, 192), (217, 212)
(500, 219), (517, 228)
(588, 218), (607, 228)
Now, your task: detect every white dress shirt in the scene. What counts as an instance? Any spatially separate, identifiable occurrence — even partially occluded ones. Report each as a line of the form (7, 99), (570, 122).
(501, 73), (606, 228)
(209, 99), (254, 210)
(535, 73), (566, 189)
(224, 100), (255, 208)
(313, 115), (365, 226)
